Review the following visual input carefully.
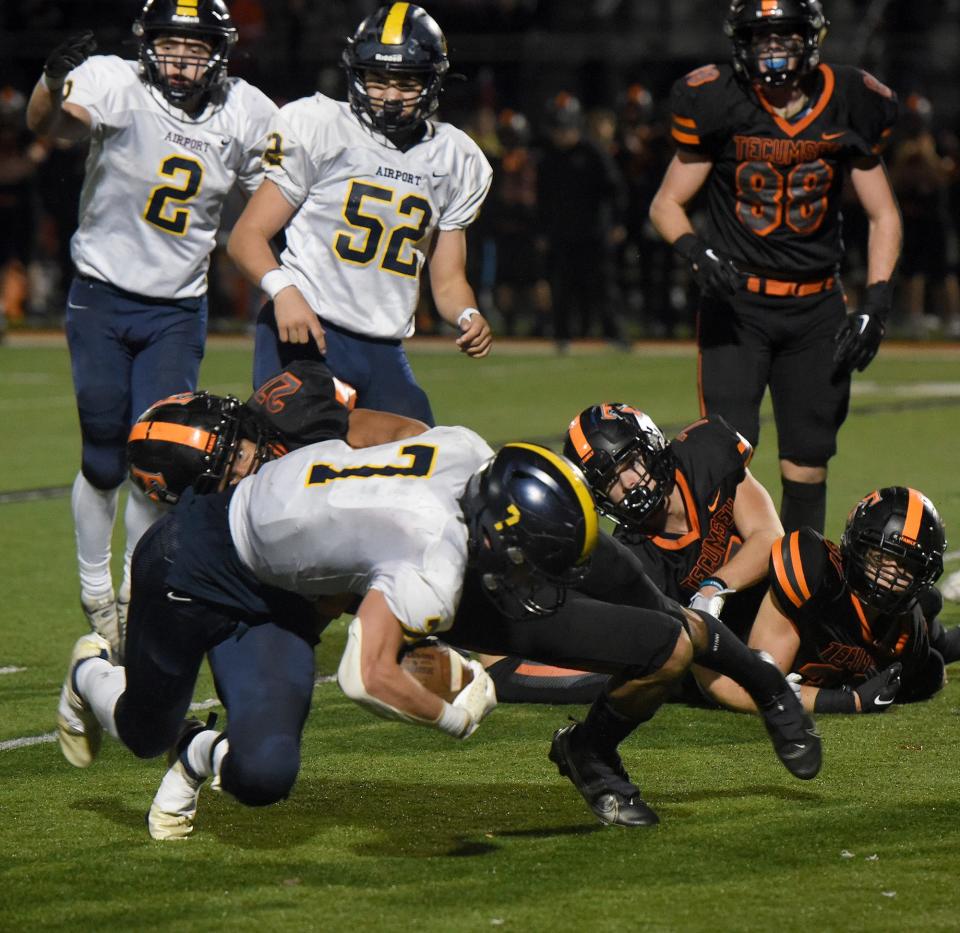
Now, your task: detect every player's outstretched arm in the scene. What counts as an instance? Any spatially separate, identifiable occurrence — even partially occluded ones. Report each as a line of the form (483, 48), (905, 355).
(26, 31), (96, 141)
(429, 229), (492, 358)
(337, 589), (495, 738)
(228, 179), (326, 353)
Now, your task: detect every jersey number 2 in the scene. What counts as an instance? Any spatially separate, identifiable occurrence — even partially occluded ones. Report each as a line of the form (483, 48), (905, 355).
(334, 180), (432, 277)
(307, 444), (438, 486)
(735, 159), (833, 236)
(144, 155), (204, 236)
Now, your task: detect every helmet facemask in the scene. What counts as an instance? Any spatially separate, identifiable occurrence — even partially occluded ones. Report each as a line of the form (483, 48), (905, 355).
(136, 28), (233, 111)
(341, 3), (449, 146)
(725, 1), (827, 88)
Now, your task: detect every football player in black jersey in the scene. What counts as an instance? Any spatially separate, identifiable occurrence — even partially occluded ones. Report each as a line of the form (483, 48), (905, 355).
(480, 403), (784, 706)
(701, 487), (960, 714)
(649, 0), (902, 536)
(565, 403), (782, 636)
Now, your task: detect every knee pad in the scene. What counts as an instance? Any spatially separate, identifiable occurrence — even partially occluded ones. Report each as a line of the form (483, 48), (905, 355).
(219, 734), (299, 807)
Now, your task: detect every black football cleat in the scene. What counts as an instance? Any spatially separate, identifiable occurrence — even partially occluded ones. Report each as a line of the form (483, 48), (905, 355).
(548, 723), (659, 827)
(759, 688), (822, 780)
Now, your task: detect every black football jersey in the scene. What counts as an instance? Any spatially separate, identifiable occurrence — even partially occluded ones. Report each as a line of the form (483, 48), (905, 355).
(769, 528), (934, 692)
(616, 415), (752, 603)
(669, 63), (898, 277)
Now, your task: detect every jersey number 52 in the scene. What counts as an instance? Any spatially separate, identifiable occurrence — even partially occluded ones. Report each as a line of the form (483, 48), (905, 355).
(335, 180), (433, 278)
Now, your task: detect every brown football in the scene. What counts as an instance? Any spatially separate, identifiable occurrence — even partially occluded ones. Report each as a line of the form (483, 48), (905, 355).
(400, 643), (474, 703)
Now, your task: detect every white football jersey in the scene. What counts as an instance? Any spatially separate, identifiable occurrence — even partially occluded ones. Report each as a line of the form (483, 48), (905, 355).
(65, 56), (277, 299)
(229, 425), (493, 637)
(265, 96), (493, 339)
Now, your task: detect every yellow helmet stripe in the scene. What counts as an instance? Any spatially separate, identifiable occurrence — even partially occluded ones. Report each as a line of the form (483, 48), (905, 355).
(176, 0), (199, 16)
(507, 442), (599, 563)
(381, 2), (410, 45)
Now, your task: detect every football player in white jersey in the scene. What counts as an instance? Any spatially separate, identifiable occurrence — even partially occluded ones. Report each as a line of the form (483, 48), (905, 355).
(25, 0), (277, 657)
(55, 433), (596, 837)
(228, 2), (494, 425)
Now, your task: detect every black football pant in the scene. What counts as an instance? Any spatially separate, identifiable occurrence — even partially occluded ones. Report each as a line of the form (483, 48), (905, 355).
(447, 534), (686, 676)
(697, 285), (849, 466)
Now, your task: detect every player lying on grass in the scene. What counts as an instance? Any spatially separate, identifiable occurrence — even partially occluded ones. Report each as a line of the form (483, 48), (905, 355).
(699, 486), (958, 714)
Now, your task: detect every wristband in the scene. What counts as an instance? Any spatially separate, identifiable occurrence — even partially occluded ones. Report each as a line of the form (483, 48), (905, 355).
(698, 576), (730, 593)
(259, 268), (294, 300)
(434, 700), (471, 738)
(457, 307), (480, 328)
(813, 686), (857, 714)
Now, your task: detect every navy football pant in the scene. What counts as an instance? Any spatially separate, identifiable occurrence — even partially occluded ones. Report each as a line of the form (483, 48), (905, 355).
(116, 513), (316, 807)
(253, 302), (435, 425)
(65, 275), (207, 490)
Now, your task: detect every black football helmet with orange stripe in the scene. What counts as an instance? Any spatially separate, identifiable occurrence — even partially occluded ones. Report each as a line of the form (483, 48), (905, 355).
(342, 3), (449, 140)
(563, 403), (676, 530)
(127, 391), (271, 504)
(461, 443), (599, 619)
(840, 487), (945, 614)
(724, 0), (828, 88)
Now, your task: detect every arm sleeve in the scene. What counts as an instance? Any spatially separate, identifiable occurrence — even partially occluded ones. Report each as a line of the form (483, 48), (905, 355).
(668, 65), (725, 159)
(846, 68), (899, 157)
(235, 88), (280, 197)
(62, 56), (133, 132)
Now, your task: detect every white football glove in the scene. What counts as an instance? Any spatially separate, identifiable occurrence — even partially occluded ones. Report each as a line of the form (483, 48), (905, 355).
(786, 672), (803, 703)
(688, 586), (735, 618)
(451, 660), (498, 739)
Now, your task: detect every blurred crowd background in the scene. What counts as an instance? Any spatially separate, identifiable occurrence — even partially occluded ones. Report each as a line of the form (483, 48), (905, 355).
(1, 0), (959, 343)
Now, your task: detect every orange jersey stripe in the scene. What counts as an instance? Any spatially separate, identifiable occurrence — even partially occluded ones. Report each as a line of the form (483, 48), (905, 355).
(671, 128), (701, 146)
(514, 662), (592, 678)
(849, 592), (872, 642)
(789, 532), (811, 601)
(771, 536), (803, 609)
(673, 114), (698, 128)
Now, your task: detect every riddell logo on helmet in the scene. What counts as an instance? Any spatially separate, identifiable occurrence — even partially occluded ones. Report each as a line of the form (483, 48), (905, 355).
(375, 53), (404, 62)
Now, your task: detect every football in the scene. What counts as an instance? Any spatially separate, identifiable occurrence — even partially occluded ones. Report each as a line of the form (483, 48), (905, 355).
(400, 643), (474, 703)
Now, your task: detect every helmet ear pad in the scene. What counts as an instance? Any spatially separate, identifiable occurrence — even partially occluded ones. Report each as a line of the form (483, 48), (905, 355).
(461, 443), (599, 619)
(840, 487), (946, 614)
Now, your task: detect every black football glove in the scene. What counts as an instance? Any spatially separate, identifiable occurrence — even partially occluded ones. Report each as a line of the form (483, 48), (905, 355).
(673, 233), (743, 299)
(852, 662), (902, 713)
(833, 281), (892, 374)
(43, 30), (97, 86)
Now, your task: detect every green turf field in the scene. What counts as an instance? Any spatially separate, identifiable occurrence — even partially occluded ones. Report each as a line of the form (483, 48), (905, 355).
(2, 337), (959, 932)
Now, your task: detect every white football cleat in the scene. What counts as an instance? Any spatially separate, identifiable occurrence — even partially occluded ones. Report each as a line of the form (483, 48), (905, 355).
(942, 570), (960, 603)
(81, 591), (122, 659)
(148, 759), (206, 841)
(56, 632), (112, 768)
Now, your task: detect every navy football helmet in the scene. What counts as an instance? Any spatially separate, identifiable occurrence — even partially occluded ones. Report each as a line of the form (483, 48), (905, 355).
(563, 403), (676, 530)
(133, 0), (237, 109)
(342, 3), (449, 140)
(461, 443), (599, 619)
(841, 487), (946, 614)
(127, 391), (272, 504)
(725, 0), (828, 87)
